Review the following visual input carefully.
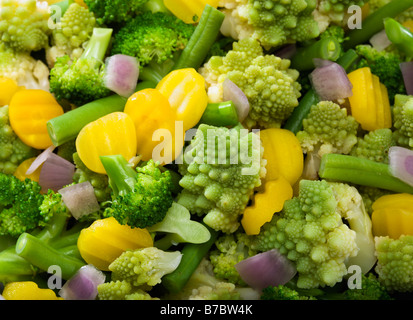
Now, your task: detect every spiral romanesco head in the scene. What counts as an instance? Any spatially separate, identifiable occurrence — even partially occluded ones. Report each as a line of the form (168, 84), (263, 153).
(392, 95), (413, 148)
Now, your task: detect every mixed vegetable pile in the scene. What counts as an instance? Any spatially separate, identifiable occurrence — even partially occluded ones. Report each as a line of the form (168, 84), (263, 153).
(2, 0), (413, 301)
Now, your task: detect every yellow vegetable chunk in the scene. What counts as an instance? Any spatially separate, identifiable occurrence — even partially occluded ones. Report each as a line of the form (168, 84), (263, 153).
(75, 112), (137, 174)
(0, 77), (23, 106)
(372, 193), (413, 239)
(77, 217), (154, 271)
(13, 157), (42, 182)
(2, 281), (63, 300)
(8, 89), (64, 150)
(164, 0), (219, 24)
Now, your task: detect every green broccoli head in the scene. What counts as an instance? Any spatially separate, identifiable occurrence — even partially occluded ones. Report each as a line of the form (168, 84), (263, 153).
(219, 0), (320, 49)
(200, 38), (301, 129)
(176, 124), (266, 234)
(209, 230), (257, 286)
(354, 45), (406, 103)
(49, 28), (113, 106)
(252, 179), (359, 289)
(350, 128), (396, 164)
(392, 94), (413, 148)
(344, 273), (392, 300)
(0, 173), (53, 238)
(0, 0), (51, 53)
(0, 106), (39, 175)
(296, 101), (359, 157)
(111, 11), (195, 66)
(375, 235), (413, 293)
(109, 247), (183, 287)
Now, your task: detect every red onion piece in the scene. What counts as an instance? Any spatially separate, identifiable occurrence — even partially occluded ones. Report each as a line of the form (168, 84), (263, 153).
(104, 54), (140, 97)
(223, 78), (250, 122)
(59, 182), (100, 220)
(274, 44), (297, 60)
(25, 145), (56, 175)
(389, 146), (413, 186)
(38, 153), (75, 193)
(370, 29), (392, 52)
(235, 249), (297, 291)
(59, 265), (106, 300)
(309, 61), (353, 101)
(400, 61), (413, 95)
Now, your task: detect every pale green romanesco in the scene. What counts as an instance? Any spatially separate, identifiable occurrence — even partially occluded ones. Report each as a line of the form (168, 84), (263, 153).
(350, 128), (396, 164)
(314, 0), (368, 29)
(392, 94), (413, 148)
(199, 38), (302, 129)
(0, 106), (39, 175)
(296, 101), (359, 157)
(97, 280), (159, 300)
(218, 0), (320, 49)
(0, 0), (51, 53)
(252, 180), (364, 289)
(176, 124), (266, 234)
(375, 235), (413, 293)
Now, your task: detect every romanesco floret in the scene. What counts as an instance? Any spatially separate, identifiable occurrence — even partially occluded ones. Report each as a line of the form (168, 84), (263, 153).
(111, 11), (195, 66)
(209, 229), (257, 286)
(392, 94), (413, 148)
(108, 247), (183, 287)
(199, 38), (302, 129)
(261, 285), (317, 300)
(296, 101), (359, 157)
(97, 280), (159, 300)
(0, 49), (50, 91)
(357, 185), (394, 216)
(218, 0), (320, 49)
(252, 179), (359, 289)
(0, 0), (51, 52)
(176, 124), (266, 234)
(375, 235), (413, 293)
(350, 128), (396, 164)
(0, 106), (39, 175)
(46, 3), (97, 67)
(315, 0), (367, 26)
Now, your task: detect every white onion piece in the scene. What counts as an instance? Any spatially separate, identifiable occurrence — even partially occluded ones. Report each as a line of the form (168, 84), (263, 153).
(39, 153), (75, 193)
(389, 146), (413, 186)
(309, 61), (353, 101)
(59, 182), (100, 220)
(223, 78), (250, 122)
(369, 29), (392, 52)
(58, 265), (106, 300)
(25, 145), (56, 175)
(235, 249), (297, 291)
(104, 54), (140, 97)
(400, 61), (413, 95)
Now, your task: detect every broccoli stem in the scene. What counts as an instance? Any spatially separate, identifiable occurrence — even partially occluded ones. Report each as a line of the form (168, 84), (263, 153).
(384, 18), (413, 59)
(199, 101), (240, 127)
(161, 227), (218, 294)
(15, 233), (85, 281)
(284, 49), (359, 134)
(47, 94), (128, 146)
(343, 0), (413, 50)
(319, 153), (413, 194)
(291, 37), (342, 71)
(173, 5), (225, 70)
(81, 28), (113, 62)
(100, 154), (137, 197)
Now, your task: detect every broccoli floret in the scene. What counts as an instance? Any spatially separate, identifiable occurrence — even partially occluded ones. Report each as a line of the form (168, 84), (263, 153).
(200, 38), (302, 129)
(375, 235), (413, 293)
(0, 106), (39, 175)
(0, 0), (51, 53)
(176, 124), (266, 234)
(261, 285), (317, 300)
(392, 94), (413, 148)
(84, 0), (168, 26)
(49, 27), (113, 106)
(350, 128), (396, 164)
(108, 247), (182, 287)
(0, 173), (52, 238)
(296, 101), (359, 158)
(252, 180), (361, 289)
(344, 273), (392, 300)
(354, 45), (406, 103)
(209, 230), (257, 286)
(111, 11), (195, 67)
(97, 280), (159, 300)
(101, 155), (174, 229)
(219, 0), (320, 49)
(46, 3), (97, 67)
(0, 48), (50, 91)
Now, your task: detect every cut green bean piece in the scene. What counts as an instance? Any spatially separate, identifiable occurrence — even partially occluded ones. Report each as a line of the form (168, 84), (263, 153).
(199, 101), (240, 127)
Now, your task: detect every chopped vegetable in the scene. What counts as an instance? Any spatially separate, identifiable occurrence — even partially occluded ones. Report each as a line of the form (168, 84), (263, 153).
(164, 0), (219, 24)
(2, 281), (63, 300)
